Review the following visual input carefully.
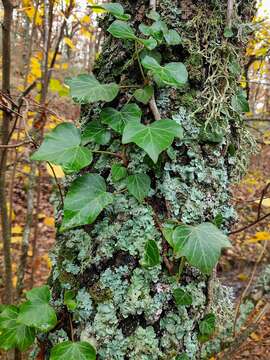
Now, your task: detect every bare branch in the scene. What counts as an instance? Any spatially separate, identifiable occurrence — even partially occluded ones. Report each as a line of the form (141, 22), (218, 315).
(226, 0), (234, 28)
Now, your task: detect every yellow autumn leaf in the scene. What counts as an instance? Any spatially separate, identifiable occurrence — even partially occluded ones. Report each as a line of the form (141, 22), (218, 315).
(42, 254), (52, 270)
(44, 217), (55, 227)
(46, 163), (65, 178)
(12, 225), (23, 234)
(64, 37), (75, 49)
(7, 202), (15, 221)
(238, 273), (248, 281)
(38, 213), (46, 220)
(250, 332), (261, 342)
(11, 236), (22, 244)
(12, 276), (17, 287)
(81, 15), (90, 24)
(255, 198), (270, 207)
(245, 231), (270, 243)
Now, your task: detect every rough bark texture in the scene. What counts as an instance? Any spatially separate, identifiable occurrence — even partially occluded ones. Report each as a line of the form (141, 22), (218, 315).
(48, 1), (256, 359)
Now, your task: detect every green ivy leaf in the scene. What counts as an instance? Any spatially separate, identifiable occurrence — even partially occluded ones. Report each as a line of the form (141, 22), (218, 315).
(146, 10), (160, 21)
(17, 286), (57, 332)
(61, 174), (113, 232)
(224, 27), (234, 38)
(82, 120), (111, 145)
(134, 85), (154, 104)
(172, 223), (231, 274)
(161, 222), (176, 248)
(142, 55), (188, 87)
(108, 20), (137, 40)
(126, 174), (151, 202)
(64, 290), (77, 311)
(122, 119), (183, 163)
(94, 3), (130, 21)
(50, 341), (96, 360)
(101, 103), (142, 133)
(173, 289), (193, 306)
(0, 306), (35, 351)
(111, 164), (127, 182)
(65, 74), (119, 104)
(31, 123), (92, 173)
(142, 240), (161, 267)
(164, 29), (181, 45)
(138, 37), (157, 50)
(232, 91), (250, 113)
(199, 313), (216, 336)
(176, 354), (190, 360)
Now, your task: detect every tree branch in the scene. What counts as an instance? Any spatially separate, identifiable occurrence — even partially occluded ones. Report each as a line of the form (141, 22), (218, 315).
(226, 0), (234, 29)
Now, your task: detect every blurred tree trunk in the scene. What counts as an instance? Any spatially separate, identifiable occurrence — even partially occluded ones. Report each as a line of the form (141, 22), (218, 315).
(49, 1), (255, 359)
(0, 0), (14, 304)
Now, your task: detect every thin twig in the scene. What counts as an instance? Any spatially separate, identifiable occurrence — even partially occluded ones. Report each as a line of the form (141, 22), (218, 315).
(226, 0), (234, 29)
(229, 211), (270, 235)
(0, 140), (31, 149)
(257, 182), (270, 220)
(47, 162), (64, 207)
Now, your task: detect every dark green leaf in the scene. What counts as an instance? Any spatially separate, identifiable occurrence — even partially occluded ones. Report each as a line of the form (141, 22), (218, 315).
(95, 3), (130, 21)
(17, 286), (57, 333)
(143, 240), (161, 267)
(164, 30), (181, 45)
(101, 103), (142, 133)
(122, 119), (183, 163)
(126, 174), (151, 202)
(82, 120), (111, 145)
(108, 20), (137, 40)
(0, 306), (35, 351)
(213, 213), (223, 228)
(134, 85), (154, 104)
(50, 341), (96, 360)
(111, 164), (127, 182)
(162, 222), (176, 248)
(172, 223), (231, 274)
(61, 174), (114, 232)
(31, 123), (92, 173)
(65, 74), (119, 104)
(142, 55), (188, 88)
(173, 289), (193, 306)
(64, 290), (77, 311)
(199, 313), (216, 336)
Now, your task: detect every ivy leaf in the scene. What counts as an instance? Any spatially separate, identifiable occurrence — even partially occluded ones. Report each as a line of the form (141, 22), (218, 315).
(142, 55), (188, 88)
(232, 91), (249, 113)
(64, 290), (77, 311)
(122, 119), (183, 163)
(134, 85), (154, 104)
(164, 29), (181, 45)
(31, 123), (92, 173)
(82, 120), (111, 145)
(17, 286), (57, 332)
(146, 10), (160, 21)
(0, 306), (35, 351)
(176, 354), (189, 360)
(108, 20), (137, 40)
(111, 164), (127, 182)
(50, 341), (96, 360)
(60, 174), (114, 232)
(173, 289), (193, 306)
(101, 103), (142, 133)
(161, 222), (176, 248)
(172, 223), (231, 274)
(142, 240), (161, 267)
(126, 174), (151, 202)
(138, 37), (157, 50)
(199, 313), (216, 336)
(65, 74), (119, 104)
(94, 3), (130, 21)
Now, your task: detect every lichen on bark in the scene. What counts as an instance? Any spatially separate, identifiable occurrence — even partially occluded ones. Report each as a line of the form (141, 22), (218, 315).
(48, 1), (256, 359)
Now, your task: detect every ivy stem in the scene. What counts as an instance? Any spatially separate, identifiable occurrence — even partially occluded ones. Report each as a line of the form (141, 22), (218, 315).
(92, 150), (122, 159)
(135, 41), (146, 82)
(120, 85), (140, 89)
(177, 257), (186, 282)
(69, 314), (74, 342)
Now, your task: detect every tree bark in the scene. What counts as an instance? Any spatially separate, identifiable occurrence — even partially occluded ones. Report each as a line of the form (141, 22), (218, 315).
(48, 1), (256, 359)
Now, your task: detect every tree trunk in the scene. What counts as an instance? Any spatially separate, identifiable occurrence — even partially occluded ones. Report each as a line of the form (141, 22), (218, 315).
(49, 1), (255, 359)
